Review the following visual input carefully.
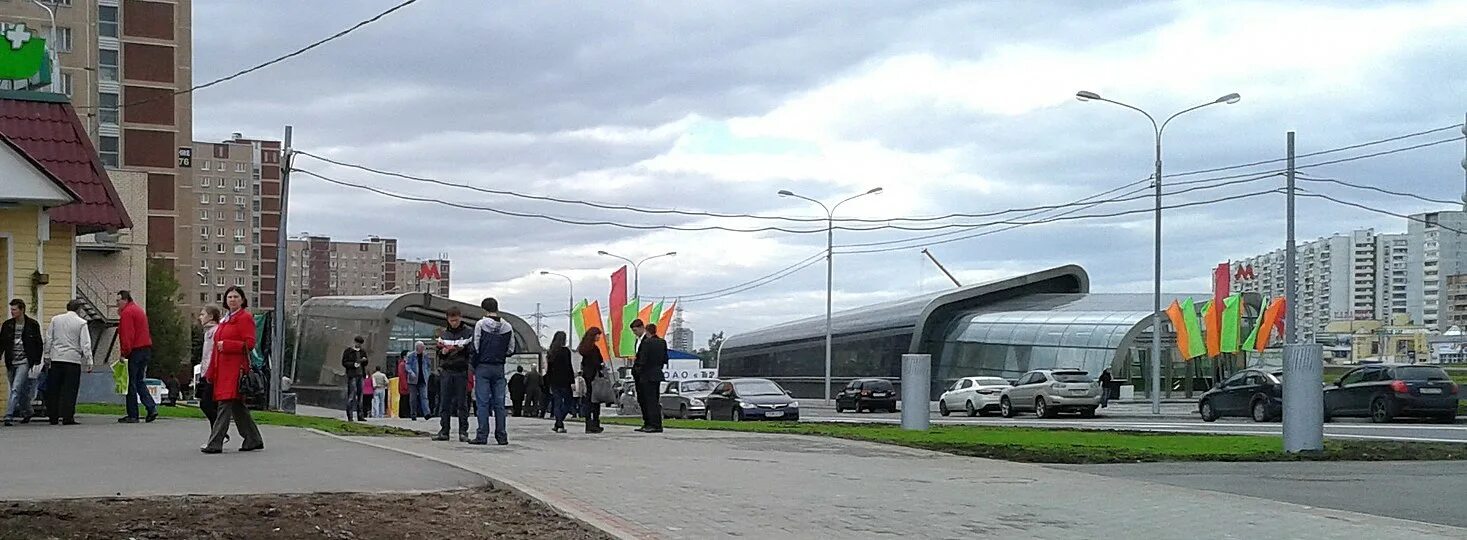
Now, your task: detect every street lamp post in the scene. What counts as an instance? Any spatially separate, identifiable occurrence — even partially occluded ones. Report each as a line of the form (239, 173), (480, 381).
(1076, 90), (1240, 414)
(540, 271), (574, 338)
(778, 187), (883, 404)
(597, 251), (677, 299)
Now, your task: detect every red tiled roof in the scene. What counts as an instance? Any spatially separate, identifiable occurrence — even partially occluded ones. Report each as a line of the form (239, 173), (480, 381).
(0, 92), (131, 234)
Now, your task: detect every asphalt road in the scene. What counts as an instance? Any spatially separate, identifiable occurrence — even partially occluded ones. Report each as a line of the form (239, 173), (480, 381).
(1059, 460), (1467, 529)
(792, 402), (1467, 443)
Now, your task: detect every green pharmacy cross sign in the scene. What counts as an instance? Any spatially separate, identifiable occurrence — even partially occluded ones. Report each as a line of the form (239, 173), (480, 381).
(0, 22), (47, 80)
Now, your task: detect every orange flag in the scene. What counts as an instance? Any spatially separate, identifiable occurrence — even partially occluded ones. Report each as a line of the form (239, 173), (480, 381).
(582, 301), (610, 361)
(638, 302), (654, 329)
(1164, 301), (1192, 359)
(656, 302), (676, 344)
(1202, 300), (1221, 358)
(1255, 297), (1287, 352)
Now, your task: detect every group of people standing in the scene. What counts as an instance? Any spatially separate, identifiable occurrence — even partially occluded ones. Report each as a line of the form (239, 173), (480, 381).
(1, 297), (95, 428)
(343, 297), (669, 443)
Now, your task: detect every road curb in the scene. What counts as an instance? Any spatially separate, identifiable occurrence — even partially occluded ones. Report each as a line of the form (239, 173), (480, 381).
(307, 429), (657, 540)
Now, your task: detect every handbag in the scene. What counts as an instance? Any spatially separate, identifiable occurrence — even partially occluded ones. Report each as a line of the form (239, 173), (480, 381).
(591, 368), (615, 404)
(238, 368), (265, 397)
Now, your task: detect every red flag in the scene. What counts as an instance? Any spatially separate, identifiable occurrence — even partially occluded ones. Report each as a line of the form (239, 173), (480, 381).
(609, 266), (628, 356)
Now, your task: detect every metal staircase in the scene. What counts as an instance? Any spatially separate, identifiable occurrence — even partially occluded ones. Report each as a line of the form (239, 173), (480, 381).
(75, 272), (119, 360)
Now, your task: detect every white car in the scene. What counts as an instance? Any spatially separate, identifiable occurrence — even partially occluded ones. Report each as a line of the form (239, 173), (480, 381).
(939, 376), (1012, 417)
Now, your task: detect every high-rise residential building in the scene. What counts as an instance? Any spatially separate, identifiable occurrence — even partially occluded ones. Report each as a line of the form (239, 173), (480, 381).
(185, 134), (281, 310)
(1231, 210), (1467, 340)
(1443, 274), (1467, 330)
(1231, 229), (1381, 342)
(393, 257), (450, 296)
(1407, 211), (1467, 331)
(669, 305), (693, 351)
(0, 0), (193, 290)
(286, 235), (450, 310)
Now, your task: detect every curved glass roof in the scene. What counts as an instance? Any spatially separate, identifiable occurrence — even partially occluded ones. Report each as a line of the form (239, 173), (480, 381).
(943, 293), (1200, 348)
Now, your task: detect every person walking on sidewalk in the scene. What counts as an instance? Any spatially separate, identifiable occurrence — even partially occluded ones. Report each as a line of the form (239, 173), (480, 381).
(578, 327), (606, 433)
(631, 320), (668, 433)
(195, 305), (226, 439)
(433, 306), (474, 442)
(2, 299), (44, 426)
(545, 331), (574, 433)
(470, 298), (514, 446)
(115, 291), (158, 424)
(341, 336), (368, 421)
(508, 365), (526, 417)
(202, 286), (264, 454)
(371, 366), (389, 419)
(360, 373), (376, 419)
(44, 299), (94, 426)
(1098, 368), (1113, 409)
(524, 365), (544, 418)
(404, 341), (431, 420)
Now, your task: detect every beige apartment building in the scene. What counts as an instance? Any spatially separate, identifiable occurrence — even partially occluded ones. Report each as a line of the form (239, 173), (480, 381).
(0, 0), (193, 315)
(186, 134), (282, 311)
(286, 235), (451, 312)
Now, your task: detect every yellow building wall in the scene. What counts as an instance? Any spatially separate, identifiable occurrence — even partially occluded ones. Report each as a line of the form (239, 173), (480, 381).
(0, 206), (42, 308)
(41, 224), (75, 318)
(0, 208), (80, 401)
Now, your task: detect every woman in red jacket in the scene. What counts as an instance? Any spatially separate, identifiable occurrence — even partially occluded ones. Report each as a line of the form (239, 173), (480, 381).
(202, 286), (264, 454)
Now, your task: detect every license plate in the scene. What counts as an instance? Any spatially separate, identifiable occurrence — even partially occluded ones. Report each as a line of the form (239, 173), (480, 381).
(766, 411), (785, 418)
(873, 392), (887, 397)
(1069, 389), (1087, 395)
(1421, 388), (1443, 394)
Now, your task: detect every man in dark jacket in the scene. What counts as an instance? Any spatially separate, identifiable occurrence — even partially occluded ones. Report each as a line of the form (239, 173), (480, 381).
(341, 336), (368, 421)
(508, 365), (527, 417)
(433, 306), (474, 442)
(2, 299), (44, 426)
(524, 366), (544, 417)
(631, 319), (668, 433)
(470, 298), (514, 446)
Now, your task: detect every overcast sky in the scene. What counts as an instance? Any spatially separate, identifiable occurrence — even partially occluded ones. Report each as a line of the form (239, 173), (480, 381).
(193, 0), (1467, 345)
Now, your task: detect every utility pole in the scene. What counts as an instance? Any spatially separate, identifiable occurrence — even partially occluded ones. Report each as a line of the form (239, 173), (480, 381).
(532, 302), (546, 344)
(269, 126), (292, 411)
(1460, 113), (1466, 211)
(1282, 130), (1324, 453)
(920, 248), (962, 288)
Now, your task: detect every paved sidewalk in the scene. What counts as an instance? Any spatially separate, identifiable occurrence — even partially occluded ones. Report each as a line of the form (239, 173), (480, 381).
(321, 409), (1467, 539)
(0, 415), (482, 500)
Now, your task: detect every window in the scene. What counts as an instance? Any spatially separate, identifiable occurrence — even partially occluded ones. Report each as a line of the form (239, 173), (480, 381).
(216, 244), (225, 254)
(235, 210), (244, 222)
(200, 160), (210, 171)
(199, 210), (209, 220)
(234, 196), (245, 206)
(198, 244), (208, 254)
(199, 259), (208, 270)
(235, 179), (246, 190)
(199, 177), (209, 188)
(98, 5), (118, 38)
(198, 226), (208, 239)
(235, 277), (246, 286)
(199, 293), (207, 302)
(98, 49), (118, 82)
(50, 26), (72, 52)
(199, 274), (207, 286)
(235, 162), (246, 173)
(216, 178), (226, 188)
(99, 135), (119, 168)
(1338, 369), (1368, 386)
(234, 245), (246, 254)
(217, 277), (226, 287)
(215, 210), (224, 220)
(216, 194), (226, 204)
(215, 293), (224, 303)
(234, 228), (244, 239)
(199, 193), (209, 205)
(235, 260), (246, 271)
(215, 260), (225, 270)
(958, 379), (973, 390)
(56, 72), (72, 96)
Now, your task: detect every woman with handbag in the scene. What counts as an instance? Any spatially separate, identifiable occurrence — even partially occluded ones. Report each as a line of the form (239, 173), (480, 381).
(195, 304), (228, 447)
(202, 286), (264, 454)
(577, 327), (607, 434)
(545, 331), (574, 433)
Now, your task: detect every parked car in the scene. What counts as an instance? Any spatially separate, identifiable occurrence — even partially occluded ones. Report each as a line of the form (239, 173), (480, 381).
(704, 378), (799, 421)
(1324, 364), (1459, 423)
(1198, 369), (1283, 422)
(939, 376), (1011, 417)
(1000, 369), (1100, 418)
(661, 378), (719, 419)
(835, 378), (897, 413)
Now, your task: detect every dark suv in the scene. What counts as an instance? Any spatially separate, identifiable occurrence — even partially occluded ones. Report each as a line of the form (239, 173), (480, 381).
(1324, 364), (1459, 423)
(836, 378), (897, 413)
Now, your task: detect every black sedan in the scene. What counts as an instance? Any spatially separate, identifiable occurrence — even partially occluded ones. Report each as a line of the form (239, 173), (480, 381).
(1198, 369), (1283, 422)
(1324, 364), (1459, 423)
(704, 378), (800, 421)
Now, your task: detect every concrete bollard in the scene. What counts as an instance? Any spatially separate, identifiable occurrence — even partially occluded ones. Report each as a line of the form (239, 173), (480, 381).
(901, 354), (931, 431)
(1282, 343), (1324, 452)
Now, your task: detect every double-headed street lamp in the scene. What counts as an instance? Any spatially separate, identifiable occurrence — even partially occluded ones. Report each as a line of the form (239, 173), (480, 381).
(778, 186), (883, 404)
(1075, 90), (1240, 414)
(597, 251), (677, 298)
(539, 271), (574, 338)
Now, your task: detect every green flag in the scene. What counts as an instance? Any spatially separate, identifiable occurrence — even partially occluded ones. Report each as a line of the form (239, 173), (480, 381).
(1243, 296), (1265, 351)
(571, 300), (589, 340)
(1221, 294), (1242, 353)
(1181, 298), (1206, 359)
(617, 299), (640, 357)
(649, 302), (664, 336)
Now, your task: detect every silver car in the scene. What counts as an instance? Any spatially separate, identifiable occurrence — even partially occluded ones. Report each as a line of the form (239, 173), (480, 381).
(661, 378), (719, 419)
(1000, 369), (1101, 418)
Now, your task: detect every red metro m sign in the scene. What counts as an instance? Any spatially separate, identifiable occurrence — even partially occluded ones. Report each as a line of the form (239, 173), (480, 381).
(1233, 264), (1256, 282)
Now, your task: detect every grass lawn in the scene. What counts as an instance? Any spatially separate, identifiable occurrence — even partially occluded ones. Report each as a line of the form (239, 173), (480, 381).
(604, 417), (1467, 464)
(75, 404), (419, 437)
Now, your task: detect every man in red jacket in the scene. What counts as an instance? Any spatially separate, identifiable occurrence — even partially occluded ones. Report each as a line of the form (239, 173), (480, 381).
(116, 290), (157, 423)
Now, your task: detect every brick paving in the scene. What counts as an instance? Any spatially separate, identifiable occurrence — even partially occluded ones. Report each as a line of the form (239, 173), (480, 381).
(311, 407), (1467, 539)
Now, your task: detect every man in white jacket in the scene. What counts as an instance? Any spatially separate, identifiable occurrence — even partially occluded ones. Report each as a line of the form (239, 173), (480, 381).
(44, 299), (93, 425)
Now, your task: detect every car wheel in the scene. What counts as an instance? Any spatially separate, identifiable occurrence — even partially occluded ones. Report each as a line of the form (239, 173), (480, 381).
(679, 404), (688, 419)
(1080, 407), (1097, 418)
(965, 400), (977, 417)
(836, 402), (845, 413)
(1036, 397), (1054, 419)
(1000, 397), (1015, 418)
(1250, 399), (1272, 423)
(1370, 396), (1394, 423)
(1199, 400), (1219, 422)
(732, 407), (743, 422)
(939, 400), (951, 417)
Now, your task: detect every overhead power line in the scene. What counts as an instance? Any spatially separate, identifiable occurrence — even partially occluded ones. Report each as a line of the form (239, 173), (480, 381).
(1296, 175), (1460, 206)
(79, 0), (422, 113)
(1297, 192), (1467, 235)
(1168, 123), (1465, 179)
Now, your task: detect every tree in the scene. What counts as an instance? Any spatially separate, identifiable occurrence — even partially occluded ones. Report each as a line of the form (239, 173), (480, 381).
(145, 258), (190, 382)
